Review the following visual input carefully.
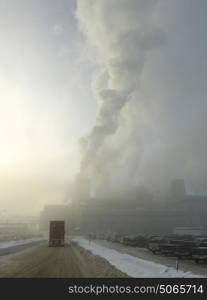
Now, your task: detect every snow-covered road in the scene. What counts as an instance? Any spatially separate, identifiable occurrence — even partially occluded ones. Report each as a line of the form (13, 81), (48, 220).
(0, 237), (46, 249)
(72, 237), (203, 278)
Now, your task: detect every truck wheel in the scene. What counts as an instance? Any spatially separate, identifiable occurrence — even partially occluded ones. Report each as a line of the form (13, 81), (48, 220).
(195, 259), (199, 264)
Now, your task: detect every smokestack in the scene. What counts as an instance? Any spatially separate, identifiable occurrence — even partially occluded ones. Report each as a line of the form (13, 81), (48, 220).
(170, 179), (186, 201)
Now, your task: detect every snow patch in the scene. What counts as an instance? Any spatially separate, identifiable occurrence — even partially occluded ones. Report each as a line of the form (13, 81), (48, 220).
(72, 237), (202, 278)
(0, 237), (46, 249)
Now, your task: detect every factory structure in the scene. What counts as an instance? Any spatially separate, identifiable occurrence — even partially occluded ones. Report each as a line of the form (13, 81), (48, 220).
(40, 179), (207, 236)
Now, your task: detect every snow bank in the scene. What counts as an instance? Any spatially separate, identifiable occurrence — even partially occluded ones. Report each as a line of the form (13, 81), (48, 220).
(0, 237), (46, 249)
(72, 237), (202, 278)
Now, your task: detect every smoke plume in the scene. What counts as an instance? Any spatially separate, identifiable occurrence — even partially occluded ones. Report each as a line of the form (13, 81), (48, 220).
(74, 0), (207, 199)
(75, 0), (165, 198)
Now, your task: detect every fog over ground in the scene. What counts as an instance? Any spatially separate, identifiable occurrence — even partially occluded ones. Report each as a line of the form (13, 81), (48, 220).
(0, 0), (207, 215)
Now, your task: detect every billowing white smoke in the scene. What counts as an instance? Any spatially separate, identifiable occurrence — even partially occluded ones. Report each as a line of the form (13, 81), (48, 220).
(75, 0), (207, 199)
(75, 0), (164, 197)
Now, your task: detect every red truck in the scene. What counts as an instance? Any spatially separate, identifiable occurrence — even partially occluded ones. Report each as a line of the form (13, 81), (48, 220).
(49, 220), (65, 247)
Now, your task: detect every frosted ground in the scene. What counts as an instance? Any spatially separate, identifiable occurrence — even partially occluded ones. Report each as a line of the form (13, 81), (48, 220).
(0, 237), (46, 249)
(73, 237), (203, 278)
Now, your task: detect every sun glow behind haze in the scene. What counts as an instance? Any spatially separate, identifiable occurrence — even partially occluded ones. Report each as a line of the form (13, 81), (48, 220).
(0, 0), (95, 215)
(1, 0), (207, 215)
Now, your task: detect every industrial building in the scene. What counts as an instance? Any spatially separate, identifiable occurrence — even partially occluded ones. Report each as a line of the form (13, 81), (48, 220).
(39, 179), (207, 236)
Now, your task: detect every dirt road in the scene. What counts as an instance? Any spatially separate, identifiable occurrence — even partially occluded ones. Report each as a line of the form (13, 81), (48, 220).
(0, 242), (127, 278)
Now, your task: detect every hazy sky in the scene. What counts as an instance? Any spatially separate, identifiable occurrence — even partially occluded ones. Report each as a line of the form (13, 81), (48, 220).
(0, 0), (96, 215)
(1, 0), (207, 216)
